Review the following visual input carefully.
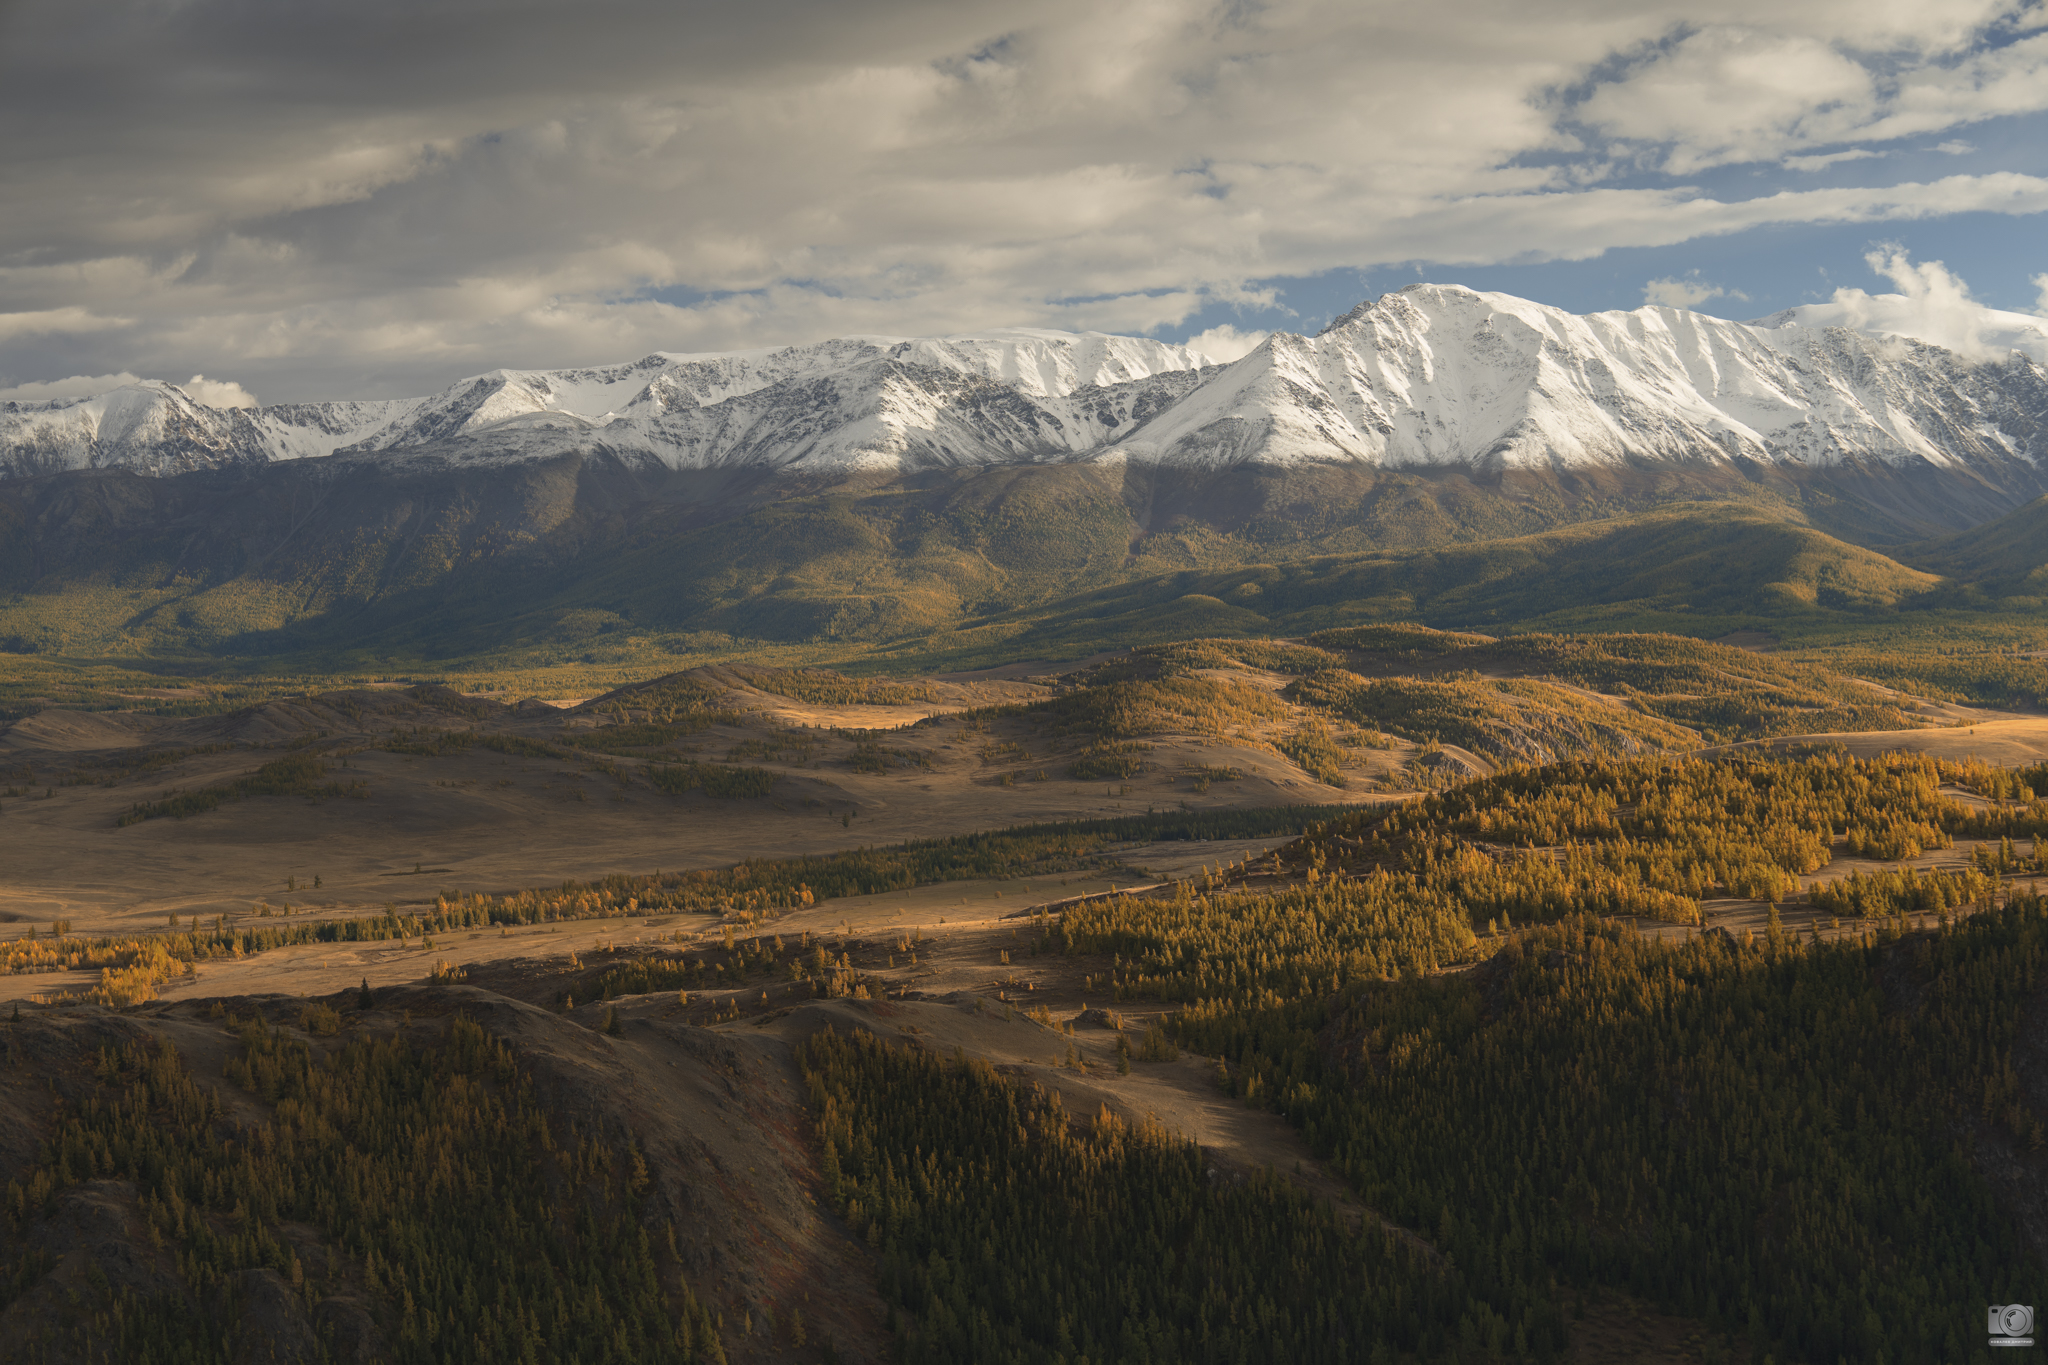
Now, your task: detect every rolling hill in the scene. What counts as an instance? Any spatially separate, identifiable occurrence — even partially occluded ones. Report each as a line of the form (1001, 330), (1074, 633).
(1898, 492), (2048, 597)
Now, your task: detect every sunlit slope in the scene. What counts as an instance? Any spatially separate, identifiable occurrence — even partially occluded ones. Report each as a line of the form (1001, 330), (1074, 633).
(0, 473), (1973, 673)
(0, 461), (1741, 660)
(405, 498), (1944, 672)
(0, 462), (1143, 659)
(1897, 492), (2048, 597)
(914, 505), (1943, 667)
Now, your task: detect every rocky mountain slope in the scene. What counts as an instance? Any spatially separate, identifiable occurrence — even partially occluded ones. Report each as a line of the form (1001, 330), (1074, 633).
(0, 331), (1217, 479)
(0, 382), (421, 479)
(1125, 286), (2048, 477)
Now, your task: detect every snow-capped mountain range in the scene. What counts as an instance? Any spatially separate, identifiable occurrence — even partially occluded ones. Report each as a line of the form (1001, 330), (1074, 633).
(5, 285), (2045, 481)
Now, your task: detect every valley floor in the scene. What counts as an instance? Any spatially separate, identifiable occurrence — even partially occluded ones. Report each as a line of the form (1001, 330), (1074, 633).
(6, 642), (2048, 1363)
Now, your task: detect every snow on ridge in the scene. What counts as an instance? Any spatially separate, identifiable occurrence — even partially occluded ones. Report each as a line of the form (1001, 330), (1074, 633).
(1102, 282), (2048, 472)
(329, 329), (1217, 467)
(0, 380), (421, 478)
(1752, 298), (2048, 365)
(3, 294), (2044, 480)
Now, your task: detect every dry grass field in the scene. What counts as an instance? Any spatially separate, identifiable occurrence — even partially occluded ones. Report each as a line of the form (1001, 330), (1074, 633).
(0, 668), (1392, 942)
(6, 641), (2047, 1363)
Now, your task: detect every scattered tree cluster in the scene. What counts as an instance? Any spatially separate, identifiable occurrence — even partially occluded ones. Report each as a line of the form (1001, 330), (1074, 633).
(5, 805), (1345, 1006)
(732, 667), (932, 707)
(960, 672), (1288, 744)
(116, 751), (367, 826)
(1297, 629), (1924, 745)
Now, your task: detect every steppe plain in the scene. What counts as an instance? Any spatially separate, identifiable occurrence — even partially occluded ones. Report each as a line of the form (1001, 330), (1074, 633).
(6, 634), (2048, 1364)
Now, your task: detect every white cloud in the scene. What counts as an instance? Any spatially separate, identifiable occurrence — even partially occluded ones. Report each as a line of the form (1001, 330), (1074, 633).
(180, 374), (259, 408)
(1569, 20), (2048, 175)
(1934, 139), (1977, 154)
(0, 372), (144, 403)
(1778, 247), (2048, 362)
(1782, 149), (1885, 172)
(1183, 324), (1268, 363)
(0, 370), (260, 407)
(2035, 271), (2048, 313)
(0, 1), (2043, 398)
(1856, 30), (2048, 143)
(1577, 27), (1876, 174)
(0, 307), (132, 341)
(1643, 276), (1747, 308)
(1358, 173), (2048, 270)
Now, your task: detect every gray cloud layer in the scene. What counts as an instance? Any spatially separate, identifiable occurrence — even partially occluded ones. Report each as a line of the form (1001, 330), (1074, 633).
(3, 0), (2045, 400)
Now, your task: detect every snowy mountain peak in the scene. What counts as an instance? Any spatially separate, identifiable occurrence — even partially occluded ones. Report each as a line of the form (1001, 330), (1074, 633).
(1750, 299), (2048, 365)
(882, 330), (1216, 398)
(1106, 284), (2048, 473)
(3, 294), (2043, 481)
(0, 380), (421, 478)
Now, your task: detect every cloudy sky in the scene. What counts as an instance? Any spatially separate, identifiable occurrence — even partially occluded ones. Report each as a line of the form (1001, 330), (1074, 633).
(2, 0), (2045, 403)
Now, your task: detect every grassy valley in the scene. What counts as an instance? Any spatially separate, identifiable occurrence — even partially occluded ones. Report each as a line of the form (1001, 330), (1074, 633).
(7, 710), (2048, 1360)
(5, 462), (2048, 1363)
